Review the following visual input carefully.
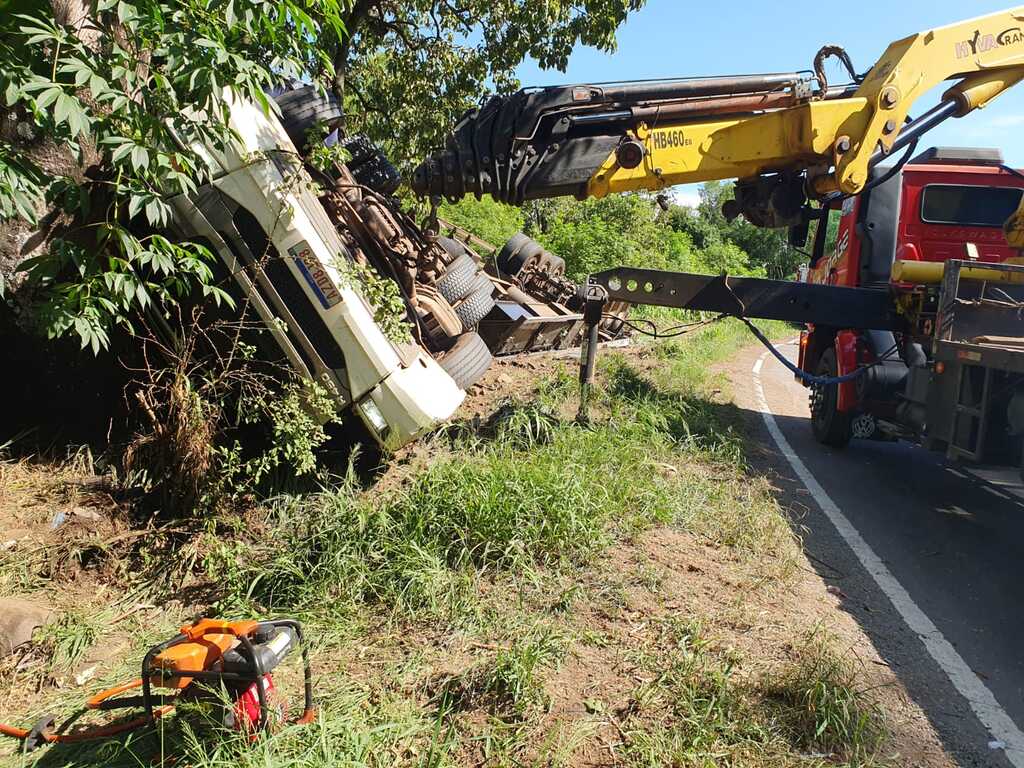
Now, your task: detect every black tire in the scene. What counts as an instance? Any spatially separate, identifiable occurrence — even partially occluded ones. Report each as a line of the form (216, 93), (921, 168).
(454, 277), (495, 329)
(328, 134), (402, 194)
(437, 252), (479, 303)
(506, 239), (545, 276)
(810, 349), (853, 448)
(274, 85), (343, 152)
(436, 236), (469, 260)
(538, 253), (565, 277)
(337, 134), (379, 169)
(349, 153), (401, 195)
(497, 232), (532, 275)
(438, 332), (493, 390)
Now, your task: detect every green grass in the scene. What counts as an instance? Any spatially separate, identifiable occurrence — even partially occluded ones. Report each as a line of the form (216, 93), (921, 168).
(34, 610), (103, 675)
(25, 680), (458, 768)
(209, 320), (795, 623)
(620, 619), (885, 767)
(765, 630), (887, 762)
(436, 625), (564, 720)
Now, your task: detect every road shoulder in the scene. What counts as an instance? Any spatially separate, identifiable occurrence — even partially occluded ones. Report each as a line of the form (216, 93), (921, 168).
(720, 340), (1007, 768)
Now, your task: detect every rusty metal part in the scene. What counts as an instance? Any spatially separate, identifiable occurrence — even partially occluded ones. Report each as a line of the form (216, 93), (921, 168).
(316, 163), (623, 359)
(629, 90), (797, 123)
(415, 285), (463, 343)
(324, 168), (450, 308)
(812, 44), (861, 96)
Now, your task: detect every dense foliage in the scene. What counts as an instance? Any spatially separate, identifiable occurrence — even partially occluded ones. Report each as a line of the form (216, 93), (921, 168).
(1, 0), (647, 352)
(441, 184), (809, 282)
(335, 1), (648, 169)
(0, 0), (347, 350)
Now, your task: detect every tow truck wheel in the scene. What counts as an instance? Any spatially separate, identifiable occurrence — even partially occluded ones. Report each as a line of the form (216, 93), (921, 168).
(810, 349), (852, 448)
(438, 332), (493, 390)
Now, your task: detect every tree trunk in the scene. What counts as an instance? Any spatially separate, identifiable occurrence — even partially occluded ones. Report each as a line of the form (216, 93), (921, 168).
(0, 0), (125, 450)
(1, 0), (97, 303)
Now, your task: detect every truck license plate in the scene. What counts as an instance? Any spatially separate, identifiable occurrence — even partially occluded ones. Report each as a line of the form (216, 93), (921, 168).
(289, 242), (342, 309)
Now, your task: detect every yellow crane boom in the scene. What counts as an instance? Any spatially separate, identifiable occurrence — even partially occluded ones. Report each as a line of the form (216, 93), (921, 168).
(414, 6), (1024, 235)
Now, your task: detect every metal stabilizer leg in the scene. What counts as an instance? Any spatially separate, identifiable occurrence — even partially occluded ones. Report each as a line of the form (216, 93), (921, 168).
(577, 283), (609, 423)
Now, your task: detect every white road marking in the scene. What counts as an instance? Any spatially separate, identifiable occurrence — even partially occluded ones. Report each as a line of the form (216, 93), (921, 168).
(751, 349), (1024, 766)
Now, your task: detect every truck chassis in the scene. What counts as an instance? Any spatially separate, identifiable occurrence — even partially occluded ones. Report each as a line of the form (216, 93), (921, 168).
(578, 259), (1024, 471)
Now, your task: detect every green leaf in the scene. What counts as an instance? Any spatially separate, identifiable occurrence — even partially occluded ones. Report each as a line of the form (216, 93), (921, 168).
(35, 85), (61, 110)
(116, 1), (136, 23)
(144, 197), (166, 226)
(128, 193), (145, 219)
(53, 92), (73, 126)
(4, 82), (19, 107)
(130, 145), (149, 172)
(88, 74), (108, 97)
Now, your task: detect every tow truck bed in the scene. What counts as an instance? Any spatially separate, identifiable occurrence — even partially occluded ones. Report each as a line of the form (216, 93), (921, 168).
(934, 339), (1024, 376)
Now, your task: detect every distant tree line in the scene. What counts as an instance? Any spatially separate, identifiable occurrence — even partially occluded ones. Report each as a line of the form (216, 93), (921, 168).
(440, 180), (810, 282)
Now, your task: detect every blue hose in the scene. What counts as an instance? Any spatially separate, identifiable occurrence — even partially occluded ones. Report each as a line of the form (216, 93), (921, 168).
(741, 319), (866, 387)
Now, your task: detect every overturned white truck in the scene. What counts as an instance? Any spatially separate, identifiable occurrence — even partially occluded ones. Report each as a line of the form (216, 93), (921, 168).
(166, 86), (624, 449)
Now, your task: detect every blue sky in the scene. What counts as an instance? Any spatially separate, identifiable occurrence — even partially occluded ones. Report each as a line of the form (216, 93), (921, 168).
(515, 0), (1024, 205)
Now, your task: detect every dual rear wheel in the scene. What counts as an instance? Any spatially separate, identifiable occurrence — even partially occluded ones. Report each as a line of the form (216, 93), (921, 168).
(810, 349), (853, 448)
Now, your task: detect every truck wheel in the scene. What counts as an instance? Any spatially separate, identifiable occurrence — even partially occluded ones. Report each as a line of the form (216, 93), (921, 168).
(348, 151), (402, 195)
(436, 236), (469, 261)
(437, 252), (479, 303)
(438, 332), (493, 390)
(537, 252), (566, 278)
(337, 134), (380, 169)
(810, 349), (853, 448)
(274, 85), (344, 152)
(497, 232), (532, 275)
(454, 276), (495, 329)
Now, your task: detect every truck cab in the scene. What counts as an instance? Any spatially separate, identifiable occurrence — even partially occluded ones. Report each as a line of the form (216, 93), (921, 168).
(807, 147), (1024, 290)
(797, 147), (1024, 467)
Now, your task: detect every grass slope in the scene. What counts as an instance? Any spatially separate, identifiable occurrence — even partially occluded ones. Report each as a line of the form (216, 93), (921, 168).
(0, 319), (891, 768)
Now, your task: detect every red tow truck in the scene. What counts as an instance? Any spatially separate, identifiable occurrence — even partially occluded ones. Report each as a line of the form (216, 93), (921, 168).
(797, 147), (1024, 467)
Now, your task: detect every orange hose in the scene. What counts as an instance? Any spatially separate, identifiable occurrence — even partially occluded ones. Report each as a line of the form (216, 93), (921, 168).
(50, 707), (173, 743)
(0, 723), (30, 739)
(0, 679), (175, 747)
(86, 679), (143, 709)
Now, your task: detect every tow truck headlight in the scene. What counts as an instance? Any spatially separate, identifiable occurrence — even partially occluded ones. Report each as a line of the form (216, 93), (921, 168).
(356, 394), (389, 436)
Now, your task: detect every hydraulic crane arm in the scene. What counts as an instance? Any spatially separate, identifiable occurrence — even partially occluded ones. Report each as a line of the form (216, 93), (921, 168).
(413, 6), (1024, 230)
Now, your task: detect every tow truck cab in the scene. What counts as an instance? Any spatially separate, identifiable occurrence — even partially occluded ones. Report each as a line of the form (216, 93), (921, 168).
(796, 147), (1024, 464)
(807, 147), (1024, 290)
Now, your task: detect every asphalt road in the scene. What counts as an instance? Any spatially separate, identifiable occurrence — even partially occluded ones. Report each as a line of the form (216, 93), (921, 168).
(737, 340), (1024, 768)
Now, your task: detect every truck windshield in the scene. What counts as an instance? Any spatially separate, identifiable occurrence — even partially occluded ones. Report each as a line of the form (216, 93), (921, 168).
(920, 184), (1023, 228)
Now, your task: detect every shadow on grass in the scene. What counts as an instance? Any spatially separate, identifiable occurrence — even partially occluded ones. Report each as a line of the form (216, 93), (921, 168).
(603, 358), (748, 456)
